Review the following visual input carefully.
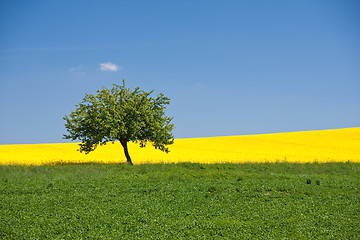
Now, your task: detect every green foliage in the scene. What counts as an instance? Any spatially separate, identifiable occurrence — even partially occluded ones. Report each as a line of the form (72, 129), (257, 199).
(63, 80), (174, 164)
(1, 163), (360, 239)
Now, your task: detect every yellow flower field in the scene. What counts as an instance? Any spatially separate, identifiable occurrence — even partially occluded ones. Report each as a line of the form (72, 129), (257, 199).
(0, 127), (359, 165)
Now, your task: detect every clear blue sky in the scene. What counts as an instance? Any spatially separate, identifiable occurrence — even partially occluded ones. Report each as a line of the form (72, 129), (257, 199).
(1, 0), (359, 144)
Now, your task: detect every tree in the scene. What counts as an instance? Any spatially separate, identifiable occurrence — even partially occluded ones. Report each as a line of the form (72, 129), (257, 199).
(63, 80), (174, 165)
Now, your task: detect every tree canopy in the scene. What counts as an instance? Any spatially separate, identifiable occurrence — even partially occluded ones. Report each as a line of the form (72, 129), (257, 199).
(63, 80), (174, 165)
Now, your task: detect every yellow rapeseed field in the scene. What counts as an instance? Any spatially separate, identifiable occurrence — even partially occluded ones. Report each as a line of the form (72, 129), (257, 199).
(0, 128), (359, 165)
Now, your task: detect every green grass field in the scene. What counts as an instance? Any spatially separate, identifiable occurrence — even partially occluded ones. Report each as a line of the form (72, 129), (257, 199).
(1, 163), (359, 239)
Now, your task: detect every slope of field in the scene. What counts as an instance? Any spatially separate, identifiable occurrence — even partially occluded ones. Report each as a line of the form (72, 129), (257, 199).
(0, 128), (359, 165)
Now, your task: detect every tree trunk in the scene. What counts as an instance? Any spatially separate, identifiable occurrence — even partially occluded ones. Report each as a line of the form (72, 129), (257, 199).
(120, 140), (133, 165)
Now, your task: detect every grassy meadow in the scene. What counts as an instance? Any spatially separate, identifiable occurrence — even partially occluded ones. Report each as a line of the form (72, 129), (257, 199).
(1, 163), (359, 239)
(1, 127), (359, 165)
(1, 128), (359, 238)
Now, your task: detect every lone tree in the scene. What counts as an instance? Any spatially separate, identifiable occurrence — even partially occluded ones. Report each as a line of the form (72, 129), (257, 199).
(63, 80), (174, 165)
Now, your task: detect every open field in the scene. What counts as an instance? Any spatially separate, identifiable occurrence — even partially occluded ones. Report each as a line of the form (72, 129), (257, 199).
(1, 127), (359, 165)
(1, 163), (359, 239)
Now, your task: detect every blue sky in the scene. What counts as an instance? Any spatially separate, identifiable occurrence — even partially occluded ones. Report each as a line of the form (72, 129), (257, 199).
(0, 0), (359, 144)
